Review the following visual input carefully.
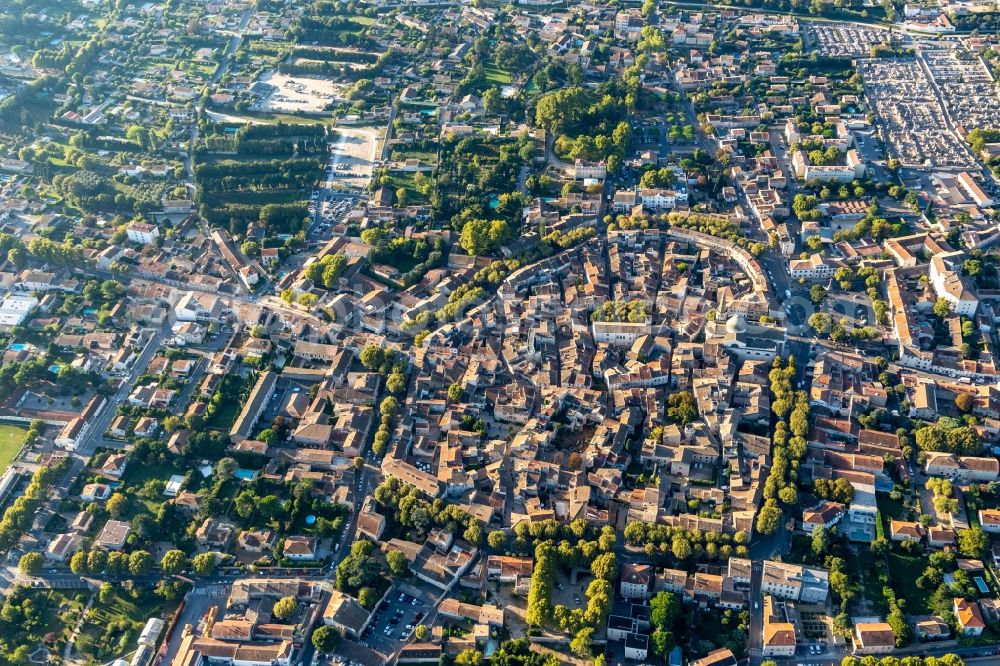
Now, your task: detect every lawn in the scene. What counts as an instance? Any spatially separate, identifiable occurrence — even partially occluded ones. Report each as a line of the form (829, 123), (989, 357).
(877, 492), (913, 521)
(206, 399), (240, 431)
(390, 147), (438, 164)
(888, 551), (930, 614)
(120, 459), (184, 489)
(847, 547), (887, 614)
(0, 423), (27, 472)
(483, 61), (512, 84)
(385, 173), (430, 205)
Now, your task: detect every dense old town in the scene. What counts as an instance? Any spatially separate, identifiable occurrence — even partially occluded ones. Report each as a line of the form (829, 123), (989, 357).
(0, 1), (999, 666)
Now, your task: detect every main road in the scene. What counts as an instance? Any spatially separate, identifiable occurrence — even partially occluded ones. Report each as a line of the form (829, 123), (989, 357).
(76, 320), (171, 457)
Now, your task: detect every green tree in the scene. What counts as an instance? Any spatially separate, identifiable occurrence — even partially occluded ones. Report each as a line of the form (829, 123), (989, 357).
(464, 522), (483, 545)
(68, 550), (90, 575)
(380, 396), (399, 418)
(18, 552), (42, 575)
(160, 549), (188, 575)
(756, 500), (782, 535)
(811, 526), (830, 557)
(358, 587), (379, 609)
(386, 371), (407, 395)
(98, 582), (114, 604)
(192, 552), (217, 576)
(8, 646), (29, 666)
(312, 626), (340, 653)
(591, 552), (617, 580)
(359, 345), (385, 370)
(273, 595), (298, 620)
(487, 530), (507, 550)
(650, 591), (680, 629)
(386, 549), (409, 576)
(671, 536), (692, 560)
(808, 312), (832, 335)
(459, 218), (511, 256)
(933, 297), (952, 318)
(666, 391), (698, 425)
(107, 492), (128, 519)
(100, 279), (124, 301)
(651, 628), (674, 656)
(957, 527), (988, 559)
(128, 550), (153, 576)
(570, 627), (594, 658)
(215, 457), (238, 480)
(455, 649), (483, 666)
(235, 490), (257, 519)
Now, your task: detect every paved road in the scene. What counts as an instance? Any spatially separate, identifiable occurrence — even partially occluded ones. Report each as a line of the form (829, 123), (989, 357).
(77, 322), (170, 457)
(747, 559), (764, 663)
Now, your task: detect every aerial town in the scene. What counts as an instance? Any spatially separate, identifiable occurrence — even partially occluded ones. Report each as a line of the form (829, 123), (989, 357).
(0, 1), (999, 666)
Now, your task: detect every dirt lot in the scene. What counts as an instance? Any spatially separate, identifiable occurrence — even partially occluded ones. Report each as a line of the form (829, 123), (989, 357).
(489, 581), (528, 634)
(325, 125), (382, 190)
(255, 71), (339, 113)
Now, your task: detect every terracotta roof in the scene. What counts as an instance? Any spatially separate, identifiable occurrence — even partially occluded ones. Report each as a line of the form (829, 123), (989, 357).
(955, 598), (986, 629)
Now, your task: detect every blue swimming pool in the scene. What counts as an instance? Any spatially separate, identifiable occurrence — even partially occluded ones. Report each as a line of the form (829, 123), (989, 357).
(234, 468), (256, 481)
(9, 343), (26, 351)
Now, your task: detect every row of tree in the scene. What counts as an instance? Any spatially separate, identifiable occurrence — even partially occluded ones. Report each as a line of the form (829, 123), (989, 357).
(0, 461), (66, 551)
(758, 357), (809, 535)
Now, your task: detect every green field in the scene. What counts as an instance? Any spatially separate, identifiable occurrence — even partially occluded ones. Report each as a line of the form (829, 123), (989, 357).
(386, 173), (431, 205)
(206, 400), (240, 431)
(888, 551), (930, 613)
(483, 61), (512, 84)
(877, 492), (913, 521)
(0, 424), (27, 472)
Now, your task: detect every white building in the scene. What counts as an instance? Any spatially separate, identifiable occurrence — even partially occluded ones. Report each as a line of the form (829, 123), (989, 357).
(175, 291), (224, 323)
(614, 9), (645, 40)
(978, 508), (1000, 534)
(620, 563), (653, 600)
(792, 148), (865, 183)
(573, 159), (607, 180)
(591, 320), (651, 347)
(761, 561), (829, 603)
(126, 222), (160, 245)
(623, 633), (649, 661)
(0, 294), (38, 327)
(789, 253), (836, 280)
(639, 188), (678, 211)
(930, 251), (978, 317)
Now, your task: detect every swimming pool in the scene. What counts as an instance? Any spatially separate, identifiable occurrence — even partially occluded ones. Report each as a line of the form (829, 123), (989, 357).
(234, 468), (256, 481)
(9, 343), (26, 351)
